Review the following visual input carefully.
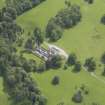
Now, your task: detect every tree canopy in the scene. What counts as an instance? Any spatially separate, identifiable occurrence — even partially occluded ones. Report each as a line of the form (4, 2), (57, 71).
(46, 4), (81, 42)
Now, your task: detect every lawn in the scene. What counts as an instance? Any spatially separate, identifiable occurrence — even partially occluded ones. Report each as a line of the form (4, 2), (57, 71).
(31, 69), (105, 105)
(0, 0), (5, 8)
(16, 0), (105, 105)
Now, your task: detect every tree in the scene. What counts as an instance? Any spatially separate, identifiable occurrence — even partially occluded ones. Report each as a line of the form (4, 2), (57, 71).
(7, 74), (17, 88)
(15, 68), (27, 82)
(46, 18), (63, 42)
(52, 76), (60, 85)
(72, 90), (83, 103)
(88, 0), (94, 4)
(65, 0), (71, 7)
(0, 4), (47, 105)
(101, 15), (105, 24)
(34, 27), (44, 47)
(84, 57), (96, 72)
(85, 0), (94, 4)
(67, 53), (77, 66)
(73, 61), (81, 72)
(36, 62), (46, 73)
(38, 95), (47, 105)
(63, 63), (68, 70)
(55, 4), (81, 28)
(101, 52), (105, 64)
(46, 55), (62, 69)
(25, 38), (34, 49)
(6, 0), (46, 15)
(22, 59), (35, 72)
(102, 66), (105, 76)
(5, 6), (17, 20)
(0, 40), (11, 75)
(46, 4), (81, 42)
(0, 7), (21, 42)
(80, 84), (89, 95)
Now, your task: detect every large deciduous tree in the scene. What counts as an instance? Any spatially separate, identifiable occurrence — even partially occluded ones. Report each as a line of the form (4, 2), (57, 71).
(84, 57), (96, 72)
(46, 18), (63, 42)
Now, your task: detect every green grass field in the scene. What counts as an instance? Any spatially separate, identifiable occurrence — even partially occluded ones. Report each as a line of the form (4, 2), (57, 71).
(1, 0), (105, 105)
(0, 0), (5, 8)
(56, 0), (105, 60)
(31, 69), (105, 105)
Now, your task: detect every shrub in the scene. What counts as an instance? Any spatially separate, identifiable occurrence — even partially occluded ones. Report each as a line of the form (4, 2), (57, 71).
(67, 53), (77, 66)
(101, 15), (105, 24)
(101, 52), (105, 64)
(73, 61), (82, 72)
(65, 0), (71, 7)
(84, 57), (96, 72)
(102, 66), (105, 76)
(52, 76), (60, 85)
(63, 63), (68, 70)
(72, 90), (83, 103)
(46, 55), (62, 69)
(85, 0), (94, 4)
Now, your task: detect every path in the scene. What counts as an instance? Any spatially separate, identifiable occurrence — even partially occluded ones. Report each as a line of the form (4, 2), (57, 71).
(90, 72), (105, 84)
(84, 67), (105, 85)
